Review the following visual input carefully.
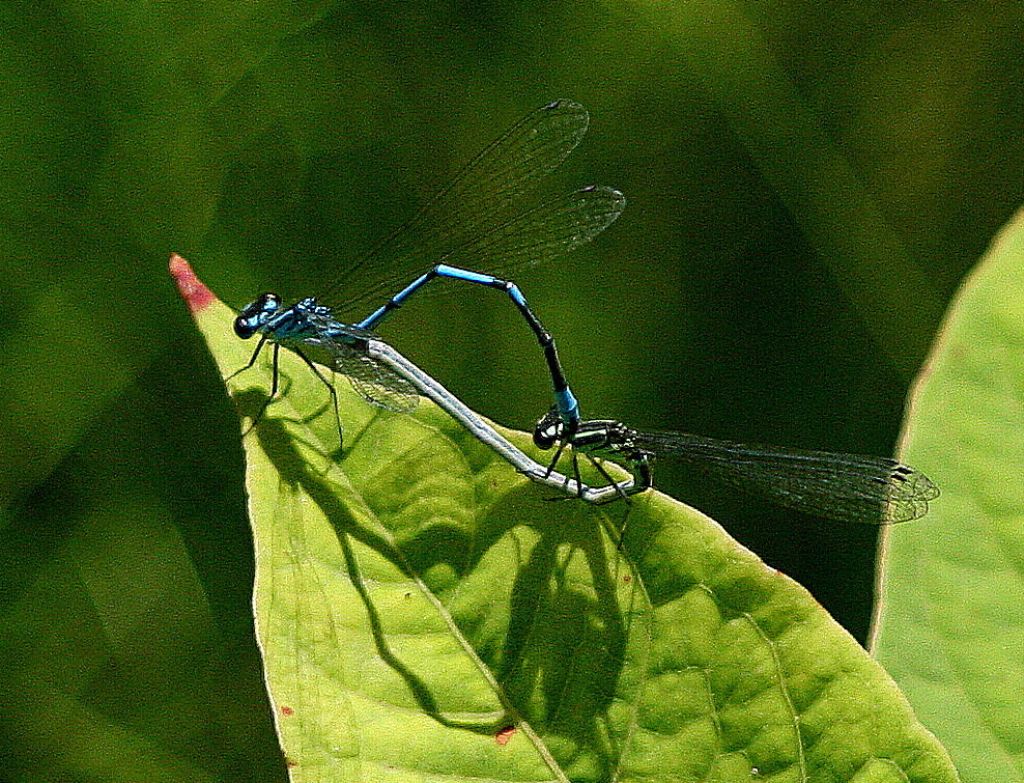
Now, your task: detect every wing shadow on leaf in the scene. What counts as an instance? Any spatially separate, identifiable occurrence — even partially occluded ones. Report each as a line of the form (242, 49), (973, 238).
(251, 407), (480, 728)
(250, 397), (645, 772)
(497, 521), (632, 770)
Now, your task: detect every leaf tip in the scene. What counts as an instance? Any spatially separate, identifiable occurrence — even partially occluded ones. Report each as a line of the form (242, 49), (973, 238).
(169, 253), (216, 313)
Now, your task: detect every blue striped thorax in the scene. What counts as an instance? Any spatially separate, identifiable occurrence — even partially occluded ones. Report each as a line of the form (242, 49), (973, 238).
(234, 294), (341, 343)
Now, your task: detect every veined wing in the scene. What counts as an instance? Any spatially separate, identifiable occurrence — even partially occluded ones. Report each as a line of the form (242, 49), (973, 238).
(631, 430), (939, 524)
(301, 312), (420, 414)
(317, 336), (419, 414)
(338, 185), (626, 314)
(318, 99), (591, 317)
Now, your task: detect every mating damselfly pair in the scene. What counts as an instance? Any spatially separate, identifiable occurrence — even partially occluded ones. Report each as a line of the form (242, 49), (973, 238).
(229, 99), (938, 525)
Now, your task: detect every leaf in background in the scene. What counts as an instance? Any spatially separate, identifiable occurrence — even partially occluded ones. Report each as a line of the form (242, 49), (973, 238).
(174, 255), (957, 781)
(871, 209), (1024, 782)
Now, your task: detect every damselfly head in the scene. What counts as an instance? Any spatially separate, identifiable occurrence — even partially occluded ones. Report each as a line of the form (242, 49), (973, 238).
(234, 292), (282, 339)
(532, 407), (564, 450)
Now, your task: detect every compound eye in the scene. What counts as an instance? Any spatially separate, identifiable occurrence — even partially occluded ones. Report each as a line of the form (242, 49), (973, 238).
(532, 419), (560, 450)
(532, 407), (564, 449)
(533, 429), (555, 449)
(234, 315), (255, 339)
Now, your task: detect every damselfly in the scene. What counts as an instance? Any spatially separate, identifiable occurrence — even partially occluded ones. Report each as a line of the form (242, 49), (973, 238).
(230, 100), (624, 442)
(532, 409), (938, 523)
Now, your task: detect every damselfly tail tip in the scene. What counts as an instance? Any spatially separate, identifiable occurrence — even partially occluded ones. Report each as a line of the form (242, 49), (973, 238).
(169, 253), (216, 314)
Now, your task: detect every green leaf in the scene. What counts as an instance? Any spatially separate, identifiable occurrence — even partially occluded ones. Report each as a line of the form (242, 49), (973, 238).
(871, 210), (1024, 782)
(174, 257), (957, 782)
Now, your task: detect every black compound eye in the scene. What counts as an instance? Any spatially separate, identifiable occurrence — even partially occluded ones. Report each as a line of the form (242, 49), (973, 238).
(532, 407), (564, 449)
(533, 419), (561, 450)
(234, 315), (255, 339)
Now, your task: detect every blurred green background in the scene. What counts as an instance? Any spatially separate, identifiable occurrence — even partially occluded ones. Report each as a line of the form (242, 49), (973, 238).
(1, 2), (1020, 779)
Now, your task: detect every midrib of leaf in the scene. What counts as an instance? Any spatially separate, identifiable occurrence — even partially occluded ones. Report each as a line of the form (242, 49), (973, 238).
(388, 533), (571, 783)
(347, 465), (576, 782)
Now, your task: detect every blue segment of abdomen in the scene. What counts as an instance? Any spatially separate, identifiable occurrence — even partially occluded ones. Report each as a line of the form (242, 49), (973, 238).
(435, 265), (496, 285)
(264, 306), (360, 349)
(555, 387), (580, 424)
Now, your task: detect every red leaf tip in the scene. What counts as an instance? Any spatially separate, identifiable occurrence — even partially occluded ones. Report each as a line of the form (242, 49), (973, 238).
(169, 253), (216, 313)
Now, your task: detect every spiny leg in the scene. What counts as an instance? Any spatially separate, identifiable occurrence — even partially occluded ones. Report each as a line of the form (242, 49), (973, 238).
(572, 450), (584, 497)
(585, 454), (633, 504)
(226, 335), (268, 381)
(539, 442), (581, 502)
(242, 343), (280, 436)
(613, 456), (654, 549)
(544, 439), (569, 479)
(294, 349), (344, 447)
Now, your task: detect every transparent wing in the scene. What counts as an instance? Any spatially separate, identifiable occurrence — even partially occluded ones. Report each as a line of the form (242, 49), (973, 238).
(343, 353), (420, 414)
(434, 185), (625, 275)
(337, 185), (626, 314)
(311, 332), (419, 414)
(632, 431), (939, 524)
(317, 99), (592, 316)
